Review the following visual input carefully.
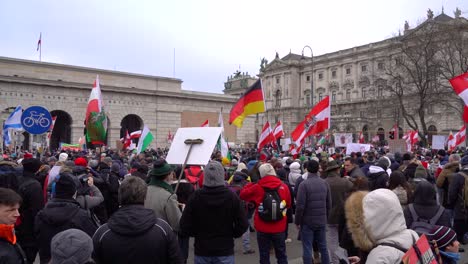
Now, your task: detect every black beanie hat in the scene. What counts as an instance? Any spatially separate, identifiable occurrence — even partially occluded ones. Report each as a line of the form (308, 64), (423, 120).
(55, 174), (78, 199)
(22, 158), (42, 173)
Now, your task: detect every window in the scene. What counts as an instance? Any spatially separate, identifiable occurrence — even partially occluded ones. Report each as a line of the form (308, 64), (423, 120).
(361, 65), (367, 72)
(319, 93), (323, 101)
(346, 68), (351, 75)
(306, 75), (310, 82)
(305, 93), (310, 106)
(346, 89), (351, 100)
(276, 77), (280, 84)
(318, 73), (323, 80)
(378, 86), (383, 97)
(362, 88), (366, 98)
(332, 71), (337, 78)
(378, 62), (385, 70)
(427, 105), (434, 114)
(275, 90), (281, 107)
(332, 91), (336, 102)
(377, 109), (381, 118)
(344, 112), (350, 116)
(360, 111), (365, 118)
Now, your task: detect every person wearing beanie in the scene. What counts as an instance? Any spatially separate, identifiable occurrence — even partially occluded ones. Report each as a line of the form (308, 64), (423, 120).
(50, 229), (93, 264)
(367, 157), (390, 191)
(240, 163), (291, 264)
(58, 153), (68, 163)
(428, 226), (460, 263)
(74, 157), (88, 168)
(360, 151), (375, 176)
(35, 174), (97, 264)
(144, 159), (181, 233)
(93, 177), (183, 264)
(180, 161), (248, 263)
(0, 188), (27, 264)
(437, 149), (449, 166)
(288, 162), (302, 187)
(295, 159), (332, 264)
(16, 158), (44, 263)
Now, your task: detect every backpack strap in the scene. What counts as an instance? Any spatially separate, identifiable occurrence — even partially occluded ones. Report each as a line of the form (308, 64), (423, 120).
(378, 242), (408, 253)
(408, 204), (419, 221)
(429, 206), (445, 225)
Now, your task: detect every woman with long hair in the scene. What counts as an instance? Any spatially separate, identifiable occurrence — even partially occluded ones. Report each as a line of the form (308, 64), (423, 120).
(388, 170), (412, 206)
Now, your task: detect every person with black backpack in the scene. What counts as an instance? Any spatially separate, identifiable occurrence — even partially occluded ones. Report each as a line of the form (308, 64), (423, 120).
(448, 155), (468, 248)
(240, 163), (291, 264)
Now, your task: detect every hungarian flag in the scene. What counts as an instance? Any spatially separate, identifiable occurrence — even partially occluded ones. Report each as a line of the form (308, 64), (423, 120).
(201, 120), (209, 127)
(291, 96), (330, 146)
(130, 130), (142, 139)
(449, 72), (468, 123)
(273, 121), (284, 139)
(317, 135), (326, 145)
(258, 121), (274, 151)
(358, 131), (365, 143)
(229, 79), (265, 128)
(85, 76), (107, 145)
(136, 125), (154, 153)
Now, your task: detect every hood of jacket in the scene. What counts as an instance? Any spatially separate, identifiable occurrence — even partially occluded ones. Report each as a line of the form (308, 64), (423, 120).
(443, 161), (460, 171)
(368, 165), (384, 174)
(258, 175), (282, 189)
(345, 189), (417, 251)
(413, 180), (437, 205)
(37, 199), (81, 226)
(108, 205), (157, 236)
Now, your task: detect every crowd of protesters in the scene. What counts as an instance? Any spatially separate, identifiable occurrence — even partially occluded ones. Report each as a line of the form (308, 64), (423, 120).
(0, 145), (466, 263)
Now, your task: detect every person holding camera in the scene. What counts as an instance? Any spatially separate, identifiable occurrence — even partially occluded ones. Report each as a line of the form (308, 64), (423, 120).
(72, 157), (104, 210)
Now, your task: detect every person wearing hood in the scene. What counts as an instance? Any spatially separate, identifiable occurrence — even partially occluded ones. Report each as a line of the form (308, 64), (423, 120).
(35, 174), (97, 264)
(16, 158), (44, 263)
(345, 189), (419, 263)
(50, 229), (94, 264)
(436, 154), (461, 207)
(92, 176), (182, 264)
(180, 161), (248, 263)
(288, 161), (302, 188)
(403, 180), (451, 229)
(367, 157), (390, 191)
(448, 155), (468, 246)
(240, 163), (291, 264)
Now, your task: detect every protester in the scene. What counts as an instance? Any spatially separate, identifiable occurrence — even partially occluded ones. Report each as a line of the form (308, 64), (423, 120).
(448, 156), (468, 246)
(344, 157), (365, 178)
(295, 159), (331, 264)
(367, 157), (390, 191)
(0, 187), (27, 263)
(180, 161), (248, 264)
(436, 154), (461, 207)
(50, 229), (94, 264)
(427, 226), (461, 264)
(240, 163), (291, 264)
(93, 176), (182, 264)
(388, 170), (412, 206)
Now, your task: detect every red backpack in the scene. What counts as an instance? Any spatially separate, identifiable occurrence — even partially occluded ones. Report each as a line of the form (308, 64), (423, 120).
(184, 166), (204, 189)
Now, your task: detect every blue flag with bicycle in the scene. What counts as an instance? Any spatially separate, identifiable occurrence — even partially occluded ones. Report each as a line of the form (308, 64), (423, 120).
(21, 106), (53, 135)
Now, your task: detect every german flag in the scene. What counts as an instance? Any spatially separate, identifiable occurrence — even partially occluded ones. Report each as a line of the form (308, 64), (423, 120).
(229, 79), (265, 128)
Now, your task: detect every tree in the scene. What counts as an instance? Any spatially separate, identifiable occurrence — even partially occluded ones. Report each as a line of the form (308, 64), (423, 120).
(386, 15), (468, 146)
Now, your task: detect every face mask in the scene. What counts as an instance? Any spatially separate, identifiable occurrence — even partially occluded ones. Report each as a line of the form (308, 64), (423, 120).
(440, 250), (461, 261)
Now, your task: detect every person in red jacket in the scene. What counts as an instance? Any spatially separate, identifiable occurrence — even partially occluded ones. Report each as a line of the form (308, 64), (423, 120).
(240, 163), (291, 264)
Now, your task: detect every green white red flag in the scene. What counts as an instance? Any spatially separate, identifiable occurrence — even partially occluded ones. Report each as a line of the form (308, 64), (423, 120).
(85, 76), (107, 145)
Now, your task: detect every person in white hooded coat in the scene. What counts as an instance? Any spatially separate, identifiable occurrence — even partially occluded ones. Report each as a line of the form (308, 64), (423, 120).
(288, 162), (302, 187)
(345, 189), (418, 263)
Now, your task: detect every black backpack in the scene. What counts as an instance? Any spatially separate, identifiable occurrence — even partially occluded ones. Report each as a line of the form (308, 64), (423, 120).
(258, 187), (285, 222)
(408, 204), (444, 235)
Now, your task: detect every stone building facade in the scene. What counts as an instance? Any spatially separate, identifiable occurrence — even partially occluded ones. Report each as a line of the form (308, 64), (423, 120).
(225, 11), (467, 146)
(0, 57), (256, 151)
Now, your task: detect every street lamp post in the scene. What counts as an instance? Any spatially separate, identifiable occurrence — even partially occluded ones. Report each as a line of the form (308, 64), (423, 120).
(302, 45), (314, 106)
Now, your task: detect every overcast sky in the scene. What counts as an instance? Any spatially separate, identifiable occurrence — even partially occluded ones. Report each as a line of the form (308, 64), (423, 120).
(1, 0), (467, 94)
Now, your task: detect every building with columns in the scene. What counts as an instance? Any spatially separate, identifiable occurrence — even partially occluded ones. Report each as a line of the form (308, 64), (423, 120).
(0, 57), (256, 151)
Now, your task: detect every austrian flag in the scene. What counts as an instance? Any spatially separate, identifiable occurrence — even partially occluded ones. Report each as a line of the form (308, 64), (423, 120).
(291, 96), (330, 146)
(258, 121), (274, 150)
(450, 72), (468, 123)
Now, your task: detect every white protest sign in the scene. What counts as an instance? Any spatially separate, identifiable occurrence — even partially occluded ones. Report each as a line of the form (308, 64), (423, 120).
(335, 133), (353, 147)
(431, 135), (446, 150)
(346, 143), (371, 155)
(165, 127), (222, 165)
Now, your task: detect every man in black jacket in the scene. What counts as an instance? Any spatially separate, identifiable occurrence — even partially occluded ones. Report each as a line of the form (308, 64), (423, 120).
(448, 156), (468, 245)
(92, 176), (183, 264)
(0, 188), (27, 264)
(35, 174), (97, 264)
(16, 158), (44, 263)
(180, 161), (248, 264)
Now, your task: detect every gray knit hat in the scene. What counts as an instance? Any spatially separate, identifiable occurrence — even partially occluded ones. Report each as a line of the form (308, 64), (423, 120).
(50, 228), (93, 264)
(203, 161), (225, 187)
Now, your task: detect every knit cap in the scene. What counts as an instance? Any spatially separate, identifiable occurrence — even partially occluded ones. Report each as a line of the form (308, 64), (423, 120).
(58, 153), (68, 162)
(203, 161), (225, 187)
(427, 225), (457, 249)
(259, 163), (276, 178)
(414, 165), (427, 179)
(50, 229), (93, 264)
(74, 157), (88, 167)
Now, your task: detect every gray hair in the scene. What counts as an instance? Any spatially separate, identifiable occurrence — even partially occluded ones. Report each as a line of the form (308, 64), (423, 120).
(449, 154), (461, 162)
(118, 176), (147, 206)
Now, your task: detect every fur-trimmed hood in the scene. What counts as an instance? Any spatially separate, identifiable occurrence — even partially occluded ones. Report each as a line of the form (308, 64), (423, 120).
(345, 189), (418, 262)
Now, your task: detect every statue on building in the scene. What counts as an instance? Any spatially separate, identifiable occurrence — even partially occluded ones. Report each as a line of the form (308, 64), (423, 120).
(427, 8), (434, 19)
(275, 52), (279, 60)
(404, 20), (409, 31)
(233, 70), (241, 78)
(454, 7), (462, 18)
(260, 57), (268, 71)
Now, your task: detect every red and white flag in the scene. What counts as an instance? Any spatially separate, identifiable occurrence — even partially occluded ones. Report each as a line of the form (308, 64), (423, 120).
(450, 72), (468, 123)
(273, 121), (284, 139)
(358, 131), (365, 143)
(122, 130), (131, 149)
(201, 120), (209, 127)
(291, 96), (330, 146)
(411, 130), (419, 145)
(258, 121), (274, 150)
(447, 131), (455, 151)
(449, 125), (466, 151)
(289, 143), (303, 159)
(390, 124), (399, 140)
(130, 130), (142, 139)
(37, 33), (41, 51)
(371, 135), (380, 143)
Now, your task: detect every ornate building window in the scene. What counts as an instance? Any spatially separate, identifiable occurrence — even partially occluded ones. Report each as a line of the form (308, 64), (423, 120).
(362, 88), (366, 98)
(378, 86), (383, 97)
(319, 93), (323, 101)
(306, 75), (310, 82)
(428, 125), (437, 144)
(378, 62), (385, 70)
(332, 70), (337, 78)
(318, 73), (323, 80)
(276, 77), (280, 84)
(346, 89), (351, 100)
(346, 68), (351, 75)
(275, 90), (282, 108)
(332, 91), (336, 102)
(304, 90), (311, 106)
(377, 109), (382, 118)
(361, 65), (368, 72)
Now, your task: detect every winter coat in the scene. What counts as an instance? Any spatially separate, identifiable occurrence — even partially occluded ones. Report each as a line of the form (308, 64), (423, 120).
(367, 166), (389, 191)
(325, 171), (353, 225)
(436, 162), (459, 207)
(403, 181), (451, 228)
(448, 170), (468, 220)
(240, 175), (291, 233)
(345, 189), (419, 264)
(180, 186), (248, 257)
(0, 161), (21, 190)
(34, 198), (98, 263)
(403, 163), (418, 179)
(295, 173), (332, 227)
(96, 164), (120, 217)
(288, 162), (302, 186)
(75, 185), (104, 210)
(0, 235), (27, 264)
(392, 186), (409, 206)
(348, 166), (365, 178)
(92, 205), (183, 264)
(145, 184), (181, 232)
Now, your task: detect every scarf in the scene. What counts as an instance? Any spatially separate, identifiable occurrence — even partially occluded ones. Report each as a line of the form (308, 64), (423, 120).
(148, 177), (174, 194)
(439, 250), (460, 262)
(0, 224), (16, 244)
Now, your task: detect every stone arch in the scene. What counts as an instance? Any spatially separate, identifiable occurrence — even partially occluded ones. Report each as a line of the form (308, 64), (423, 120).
(120, 114), (143, 139)
(50, 110), (73, 151)
(428, 125), (437, 145)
